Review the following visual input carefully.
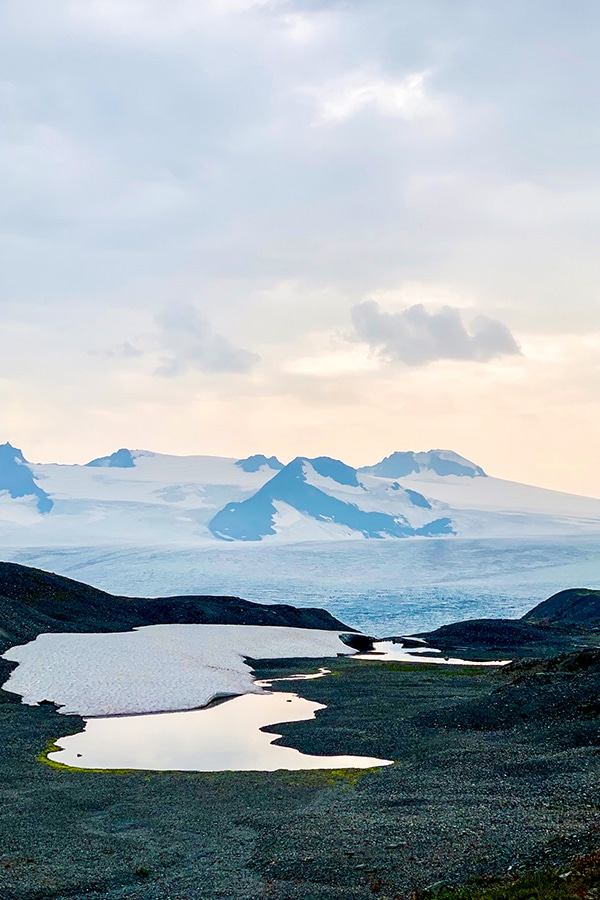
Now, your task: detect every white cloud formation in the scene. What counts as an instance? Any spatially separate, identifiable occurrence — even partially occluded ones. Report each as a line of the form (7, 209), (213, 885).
(155, 305), (260, 376)
(304, 69), (435, 124)
(351, 301), (521, 366)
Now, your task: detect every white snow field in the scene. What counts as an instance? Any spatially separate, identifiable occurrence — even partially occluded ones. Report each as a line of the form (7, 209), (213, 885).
(1, 445), (599, 546)
(47, 692), (393, 772)
(2, 624), (352, 716)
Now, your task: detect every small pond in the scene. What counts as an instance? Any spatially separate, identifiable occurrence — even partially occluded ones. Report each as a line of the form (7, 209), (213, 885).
(354, 641), (511, 665)
(49, 688), (393, 772)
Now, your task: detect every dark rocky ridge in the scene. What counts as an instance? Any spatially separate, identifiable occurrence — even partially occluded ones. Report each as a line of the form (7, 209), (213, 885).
(412, 587), (600, 658)
(523, 587), (600, 625)
(0, 561), (353, 697)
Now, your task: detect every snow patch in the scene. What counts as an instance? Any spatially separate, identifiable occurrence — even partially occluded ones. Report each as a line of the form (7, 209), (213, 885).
(2, 624), (353, 716)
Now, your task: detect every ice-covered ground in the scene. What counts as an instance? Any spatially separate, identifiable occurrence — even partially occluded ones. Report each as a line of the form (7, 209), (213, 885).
(2, 447), (600, 544)
(3, 625), (352, 716)
(6, 535), (600, 634)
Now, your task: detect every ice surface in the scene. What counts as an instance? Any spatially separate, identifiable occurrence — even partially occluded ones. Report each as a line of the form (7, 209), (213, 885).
(6, 535), (599, 636)
(2, 625), (352, 716)
(354, 642), (510, 666)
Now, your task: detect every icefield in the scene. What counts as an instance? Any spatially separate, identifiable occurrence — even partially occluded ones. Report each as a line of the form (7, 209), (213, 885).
(1, 443), (600, 547)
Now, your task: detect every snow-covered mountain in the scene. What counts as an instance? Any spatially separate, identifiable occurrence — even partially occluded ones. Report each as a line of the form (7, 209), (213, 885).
(0, 443), (53, 516)
(0, 441), (599, 546)
(359, 449), (486, 479)
(209, 456), (453, 541)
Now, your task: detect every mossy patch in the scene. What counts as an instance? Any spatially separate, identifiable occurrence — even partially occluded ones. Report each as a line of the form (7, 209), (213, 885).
(37, 738), (134, 775)
(279, 765), (388, 788)
(415, 851), (600, 900)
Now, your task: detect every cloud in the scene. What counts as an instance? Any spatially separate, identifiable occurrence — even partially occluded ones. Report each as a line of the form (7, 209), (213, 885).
(102, 341), (143, 360)
(351, 300), (521, 366)
(155, 304), (260, 376)
(304, 69), (435, 124)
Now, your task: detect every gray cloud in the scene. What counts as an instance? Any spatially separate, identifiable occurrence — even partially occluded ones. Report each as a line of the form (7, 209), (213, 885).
(2, 0), (600, 342)
(351, 300), (521, 366)
(155, 304), (260, 376)
(103, 341), (143, 360)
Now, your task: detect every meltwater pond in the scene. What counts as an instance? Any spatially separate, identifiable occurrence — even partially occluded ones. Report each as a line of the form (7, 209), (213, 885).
(49, 690), (392, 772)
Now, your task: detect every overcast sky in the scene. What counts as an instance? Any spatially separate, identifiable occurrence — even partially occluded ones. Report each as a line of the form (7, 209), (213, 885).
(1, 0), (600, 494)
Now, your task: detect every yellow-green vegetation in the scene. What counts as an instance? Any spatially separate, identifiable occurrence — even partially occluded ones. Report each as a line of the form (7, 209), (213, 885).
(416, 852), (600, 900)
(36, 738), (69, 770)
(281, 765), (387, 788)
(369, 661), (492, 677)
(37, 738), (132, 775)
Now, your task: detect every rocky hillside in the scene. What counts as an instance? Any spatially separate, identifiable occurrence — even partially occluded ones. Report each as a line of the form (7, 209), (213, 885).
(413, 587), (600, 658)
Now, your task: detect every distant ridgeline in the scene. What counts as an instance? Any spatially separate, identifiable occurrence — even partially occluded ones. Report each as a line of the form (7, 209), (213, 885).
(0, 561), (352, 668)
(2, 441), (598, 543)
(86, 448), (136, 468)
(359, 450), (486, 479)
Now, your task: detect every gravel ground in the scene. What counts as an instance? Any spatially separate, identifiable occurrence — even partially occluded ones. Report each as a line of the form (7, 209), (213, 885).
(1, 655), (600, 900)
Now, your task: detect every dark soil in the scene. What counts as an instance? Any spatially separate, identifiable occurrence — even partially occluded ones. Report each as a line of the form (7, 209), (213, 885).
(2, 652), (600, 899)
(413, 588), (600, 660)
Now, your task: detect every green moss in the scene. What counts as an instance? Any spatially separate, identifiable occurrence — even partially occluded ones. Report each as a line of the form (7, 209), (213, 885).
(279, 766), (387, 788)
(416, 853), (600, 900)
(36, 738), (135, 775)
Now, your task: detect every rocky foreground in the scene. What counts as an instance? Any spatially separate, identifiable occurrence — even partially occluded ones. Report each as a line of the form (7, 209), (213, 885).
(1, 564), (600, 899)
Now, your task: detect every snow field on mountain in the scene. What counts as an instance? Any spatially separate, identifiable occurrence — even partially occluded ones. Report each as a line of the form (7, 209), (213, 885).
(1, 443), (600, 543)
(2, 624), (352, 716)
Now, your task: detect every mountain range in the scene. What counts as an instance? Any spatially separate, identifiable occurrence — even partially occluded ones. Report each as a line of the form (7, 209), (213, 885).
(1, 441), (600, 546)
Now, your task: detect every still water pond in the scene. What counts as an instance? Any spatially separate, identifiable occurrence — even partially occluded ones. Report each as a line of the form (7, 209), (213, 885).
(49, 689), (393, 772)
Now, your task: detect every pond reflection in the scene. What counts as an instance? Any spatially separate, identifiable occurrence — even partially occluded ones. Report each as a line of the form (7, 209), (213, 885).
(49, 690), (393, 772)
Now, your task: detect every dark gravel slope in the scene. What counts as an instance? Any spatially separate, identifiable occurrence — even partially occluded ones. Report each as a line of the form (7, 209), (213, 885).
(2, 655), (600, 899)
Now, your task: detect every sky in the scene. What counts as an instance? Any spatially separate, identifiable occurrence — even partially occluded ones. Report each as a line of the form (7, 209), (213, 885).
(1, 0), (600, 495)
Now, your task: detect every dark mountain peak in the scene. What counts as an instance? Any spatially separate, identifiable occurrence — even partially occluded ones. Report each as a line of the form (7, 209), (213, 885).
(209, 452), (453, 541)
(360, 451), (420, 478)
(273, 456), (360, 487)
(308, 456), (360, 487)
(0, 441), (27, 462)
(235, 454), (284, 473)
(86, 448), (136, 468)
(360, 449), (486, 479)
(0, 443), (53, 514)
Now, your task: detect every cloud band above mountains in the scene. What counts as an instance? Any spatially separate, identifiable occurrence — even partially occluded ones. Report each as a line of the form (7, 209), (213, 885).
(351, 301), (521, 366)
